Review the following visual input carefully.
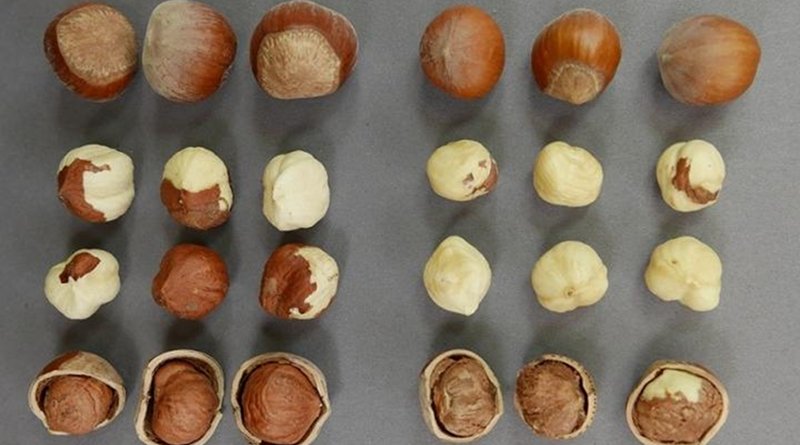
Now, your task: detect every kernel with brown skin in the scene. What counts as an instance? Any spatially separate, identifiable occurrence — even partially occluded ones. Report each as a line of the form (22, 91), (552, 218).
(152, 244), (229, 320)
(58, 159), (111, 223)
(59, 252), (100, 283)
(43, 376), (114, 435)
(516, 361), (587, 439)
(430, 356), (497, 438)
(151, 360), (219, 445)
(672, 158), (719, 204)
(260, 244), (316, 318)
(160, 181), (229, 230)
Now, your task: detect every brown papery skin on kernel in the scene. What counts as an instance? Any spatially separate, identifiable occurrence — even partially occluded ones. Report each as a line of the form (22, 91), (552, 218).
(241, 362), (323, 445)
(58, 159), (110, 222)
(260, 244), (316, 319)
(59, 252), (100, 284)
(430, 356), (497, 438)
(160, 180), (230, 230)
(151, 360), (219, 445)
(516, 361), (587, 439)
(43, 375), (114, 435)
(672, 158), (719, 204)
(152, 244), (229, 320)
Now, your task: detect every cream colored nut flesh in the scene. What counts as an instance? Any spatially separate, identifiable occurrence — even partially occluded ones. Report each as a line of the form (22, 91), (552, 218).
(163, 147), (233, 211)
(44, 249), (120, 320)
(292, 246), (340, 320)
(656, 140), (725, 212)
(262, 150), (330, 231)
(645, 236), (722, 312)
(426, 140), (499, 202)
(424, 236), (492, 316)
(533, 141), (603, 207)
(531, 241), (608, 313)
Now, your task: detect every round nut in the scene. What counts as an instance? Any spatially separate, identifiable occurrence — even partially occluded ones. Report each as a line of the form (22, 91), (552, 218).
(645, 236), (722, 312)
(135, 350), (224, 445)
(250, 0), (359, 99)
(29, 351), (126, 435)
(262, 150), (330, 231)
(531, 241), (608, 313)
(152, 244), (229, 320)
(533, 141), (603, 207)
(232, 353), (330, 445)
(419, 349), (503, 442)
(626, 361), (729, 445)
(161, 147), (233, 230)
(419, 5), (505, 99)
(260, 243), (339, 320)
(426, 140), (499, 202)
(656, 140), (725, 212)
(44, 249), (120, 320)
(423, 236), (492, 316)
(57, 144), (135, 223)
(514, 354), (597, 440)
(44, 3), (138, 101)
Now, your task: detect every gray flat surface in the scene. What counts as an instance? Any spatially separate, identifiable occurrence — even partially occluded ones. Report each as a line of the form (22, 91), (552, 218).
(1, 0), (799, 443)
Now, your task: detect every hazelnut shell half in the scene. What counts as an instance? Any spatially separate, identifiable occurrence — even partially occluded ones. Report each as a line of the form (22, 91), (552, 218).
(419, 349), (503, 443)
(135, 349), (224, 445)
(625, 360), (729, 445)
(231, 352), (331, 445)
(28, 351), (126, 435)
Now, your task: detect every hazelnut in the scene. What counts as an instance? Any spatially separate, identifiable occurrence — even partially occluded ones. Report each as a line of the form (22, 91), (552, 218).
(143, 0), (237, 103)
(426, 140), (499, 202)
(260, 243), (339, 320)
(44, 3), (138, 101)
(531, 241), (608, 313)
(419, 349), (503, 442)
(533, 141), (603, 207)
(57, 144), (135, 223)
(152, 244), (229, 320)
(232, 353), (330, 445)
(135, 350), (224, 445)
(626, 361), (729, 445)
(644, 236), (722, 312)
(531, 9), (622, 105)
(44, 249), (120, 320)
(28, 351), (126, 435)
(423, 236), (492, 316)
(250, 0), (359, 99)
(514, 354), (597, 440)
(262, 150), (330, 231)
(419, 5), (505, 99)
(659, 15), (761, 106)
(161, 147), (233, 230)
(656, 140), (725, 213)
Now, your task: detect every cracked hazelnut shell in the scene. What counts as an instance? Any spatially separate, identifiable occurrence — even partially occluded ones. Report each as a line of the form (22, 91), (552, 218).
(514, 354), (597, 440)
(426, 140), (499, 202)
(626, 361), (729, 445)
(419, 349), (503, 443)
(135, 350), (224, 445)
(232, 353), (330, 445)
(153, 244), (229, 320)
(419, 5), (505, 99)
(28, 351), (126, 436)
(44, 3), (137, 101)
(656, 140), (725, 212)
(260, 243), (339, 320)
(143, 0), (237, 103)
(44, 248), (121, 320)
(250, 0), (358, 99)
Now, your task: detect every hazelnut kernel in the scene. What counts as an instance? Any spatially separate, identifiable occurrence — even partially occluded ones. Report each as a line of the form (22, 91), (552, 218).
(262, 150), (330, 231)
(531, 241), (608, 313)
(533, 141), (603, 207)
(426, 140), (499, 202)
(656, 140), (725, 212)
(151, 360), (220, 445)
(152, 244), (229, 320)
(44, 249), (120, 320)
(423, 236), (492, 316)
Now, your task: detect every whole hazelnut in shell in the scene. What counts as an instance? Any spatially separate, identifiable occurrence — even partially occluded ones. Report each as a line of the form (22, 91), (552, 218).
(152, 244), (229, 320)
(28, 351), (126, 436)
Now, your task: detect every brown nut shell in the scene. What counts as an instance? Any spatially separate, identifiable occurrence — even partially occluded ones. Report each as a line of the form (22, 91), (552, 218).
(44, 3), (138, 101)
(531, 9), (622, 105)
(152, 244), (229, 320)
(419, 349), (503, 443)
(514, 354), (597, 440)
(626, 361), (729, 445)
(231, 353), (330, 445)
(250, 0), (359, 99)
(28, 351), (126, 435)
(135, 350), (224, 445)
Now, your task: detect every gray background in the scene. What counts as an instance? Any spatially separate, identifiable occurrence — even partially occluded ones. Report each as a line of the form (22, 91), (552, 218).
(1, 0), (798, 443)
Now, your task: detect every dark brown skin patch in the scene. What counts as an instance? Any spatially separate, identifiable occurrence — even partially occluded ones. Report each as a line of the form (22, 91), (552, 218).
(160, 179), (230, 230)
(152, 244), (229, 320)
(59, 252), (100, 283)
(516, 360), (588, 439)
(259, 244), (315, 319)
(58, 159), (110, 222)
(430, 356), (497, 438)
(672, 158), (719, 204)
(43, 375), (114, 435)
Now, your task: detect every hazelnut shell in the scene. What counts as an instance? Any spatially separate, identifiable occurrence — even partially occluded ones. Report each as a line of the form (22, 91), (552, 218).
(625, 360), (729, 445)
(135, 349), (224, 445)
(419, 349), (503, 443)
(231, 352), (330, 445)
(28, 351), (126, 435)
(513, 354), (597, 440)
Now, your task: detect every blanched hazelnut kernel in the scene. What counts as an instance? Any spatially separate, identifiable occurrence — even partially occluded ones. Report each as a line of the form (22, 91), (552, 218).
(43, 376), (115, 436)
(645, 236), (722, 312)
(44, 249), (120, 320)
(533, 141), (603, 207)
(426, 140), (499, 202)
(152, 244), (229, 320)
(262, 150), (330, 231)
(531, 241), (608, 313)
(423, 236), (492, 316)
(151, 361), (220, 445)
(656, 140), (725, 212)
